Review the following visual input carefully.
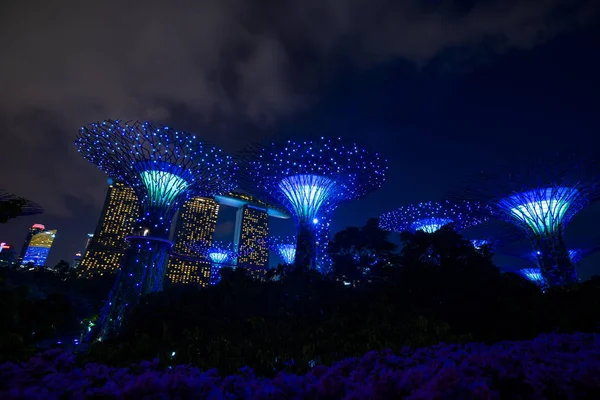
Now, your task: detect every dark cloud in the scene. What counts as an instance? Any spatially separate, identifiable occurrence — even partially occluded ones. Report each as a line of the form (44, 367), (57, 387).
(1, 0), (597, 215)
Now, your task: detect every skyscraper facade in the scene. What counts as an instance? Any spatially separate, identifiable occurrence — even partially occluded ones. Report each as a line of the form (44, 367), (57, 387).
(16, 224), (45, 266)
(0, 242), (15, 268)
(21, 229), (57, 266)
(215, 192), (288, 279)
(77, 179), (139, 278)
(166, 197), (220, 285)
(234, 204), (269, 278)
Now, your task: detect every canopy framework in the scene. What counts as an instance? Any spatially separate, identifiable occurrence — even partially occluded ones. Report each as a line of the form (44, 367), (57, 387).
(451, 152), (600, 287)
(242, 137), (387, 271)
(75, 120), (238, 339)
(379, 200), (488, 234)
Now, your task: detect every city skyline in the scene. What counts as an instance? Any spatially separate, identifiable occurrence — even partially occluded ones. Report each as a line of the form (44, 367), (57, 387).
(1, 5), (599, 278)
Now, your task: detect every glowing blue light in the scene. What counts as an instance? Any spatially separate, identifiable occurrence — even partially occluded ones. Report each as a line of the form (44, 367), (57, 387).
(246, 137), (388, 271)
(140, 170), (189, 206)
(411, 218), (453, 233)
(276, 244), (296, 265)
(208, 251), (230, 264)
(502, 187), (579, 236)
(279, 174), (336, 221)
(380, 201), (487, 233)
(519, 268), (546, 287)
(471, 239), (489, 249)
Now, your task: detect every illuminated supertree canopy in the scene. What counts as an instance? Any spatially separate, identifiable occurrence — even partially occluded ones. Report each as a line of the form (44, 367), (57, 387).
(242, 137), (387, 270)
(451, 153), (600, 287)
(0, 189), (43, 223)
(75, 120), (238, 339)
(379, 200), (488, 234)
(202, 241), (252, 285)
(266, 236), (297, 265)
(519, 268), (547, 288)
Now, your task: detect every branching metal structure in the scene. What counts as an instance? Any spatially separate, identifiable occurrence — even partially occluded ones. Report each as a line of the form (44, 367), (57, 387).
(0, 190), (43, 222)
(452, 153), (600, 287)
(75, 120), (237, 339)
(379, 200), (488, 234)
(242, 137), (387, 271)
(501, 236), (600, 270)
(202, 241), (252, 285)
(266, 236), (297, 265)
(519, 268), (547, 288)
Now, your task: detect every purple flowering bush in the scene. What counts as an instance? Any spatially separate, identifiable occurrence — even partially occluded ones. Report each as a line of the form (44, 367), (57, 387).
(2, 332), (600, 399)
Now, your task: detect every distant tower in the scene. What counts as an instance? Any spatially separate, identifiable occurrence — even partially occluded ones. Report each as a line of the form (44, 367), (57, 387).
(16, 224), (45, 266)
(72, 252), (83, 269)
(0, 243), (16, 268)
(215, 193), (288, 280)
(77, 179), (139, 278)
(233, 204), (269, 278)
(21, 229), (57, 267)
(167, 197), (220, 285)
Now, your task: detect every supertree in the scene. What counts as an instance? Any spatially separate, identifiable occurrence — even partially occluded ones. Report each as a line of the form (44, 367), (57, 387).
(451, 153), (600, 287)
(202, 241), (253, 284)
(379, 200), (488, 234)
(500, 235), (600, 270)
(0, 189), (43, 223)
(266, 236), (297, 265)
(242, 137), (387, 271)
(75, 120), (237, 339)
(519, 268), (547, 288)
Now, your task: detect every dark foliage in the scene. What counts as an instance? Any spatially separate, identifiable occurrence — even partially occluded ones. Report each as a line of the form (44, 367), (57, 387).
(4, 225), (600, 378)
(0, 269), (115, 362)
(83, 228), (600, 376)
(329, 218), (398, 283)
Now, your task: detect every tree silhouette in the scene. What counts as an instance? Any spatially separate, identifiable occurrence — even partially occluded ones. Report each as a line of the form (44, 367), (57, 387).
(329, 218), (398, 282)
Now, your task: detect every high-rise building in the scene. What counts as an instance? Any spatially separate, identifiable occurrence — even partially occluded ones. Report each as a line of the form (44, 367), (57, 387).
(215, 192), (288, 280)
(234, 204), (270, 278)
(0, 242), (16, 268)
(21, 229), (57, 267)
(166, 197), (219, 285)
(16, 224), (45, 266)
(78, 179), (139, 278)
(72, 252), (83, 269)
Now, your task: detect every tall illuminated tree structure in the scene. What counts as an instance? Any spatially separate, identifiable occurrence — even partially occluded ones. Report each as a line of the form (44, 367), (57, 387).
(519, 268), (547, 288)
(243, 138), (387, 270)
(75, 120), (237, 339)
(267, 236), (297, 265)
(379, 200), (487, 234)
(453, 155), (600, 287)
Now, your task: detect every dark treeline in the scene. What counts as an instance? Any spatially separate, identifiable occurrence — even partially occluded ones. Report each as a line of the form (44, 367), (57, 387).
(2, 222), (600, 376)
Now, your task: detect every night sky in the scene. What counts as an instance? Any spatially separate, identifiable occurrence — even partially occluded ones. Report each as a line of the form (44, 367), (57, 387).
(1, 1), (599, 274)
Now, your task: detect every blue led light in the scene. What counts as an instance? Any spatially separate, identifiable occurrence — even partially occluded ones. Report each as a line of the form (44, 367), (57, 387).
(208, 251), (230, 265)
(75, 120), (238, 340)
(245, 137), (388, 270)
(140, 170), (189, 207)
(380, 201), (488, 233)
(277, 244), (297, 265)
(500, 187), (580, 236)
(519, 268), (546, 287)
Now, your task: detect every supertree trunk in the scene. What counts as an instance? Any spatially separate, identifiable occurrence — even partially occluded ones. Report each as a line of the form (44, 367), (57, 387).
(295, 219), (317, 270)
(91, 236), (172, 341)
(533, 234), (578, 287)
